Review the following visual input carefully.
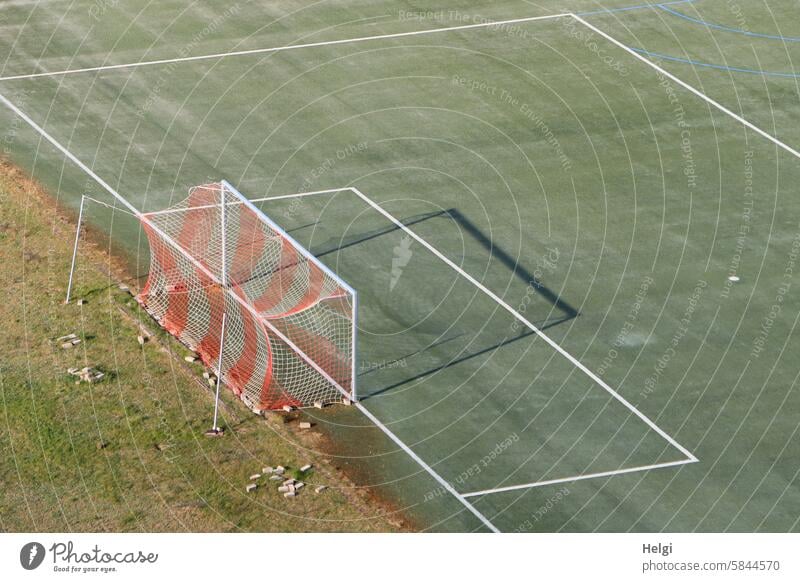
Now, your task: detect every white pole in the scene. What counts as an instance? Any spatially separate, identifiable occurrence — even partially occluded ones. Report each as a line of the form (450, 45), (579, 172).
(65, 195), (86, 304)
(351, 291), (358, 402)
(212, 311), (227, 431)
(211, 183), (228, 432)
(220, 183), (227, 287)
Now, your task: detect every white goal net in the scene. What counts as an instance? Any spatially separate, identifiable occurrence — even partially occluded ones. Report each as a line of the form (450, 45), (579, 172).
(136, 181), (357, 410)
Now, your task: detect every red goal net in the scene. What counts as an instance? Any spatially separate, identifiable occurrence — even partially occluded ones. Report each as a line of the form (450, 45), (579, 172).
(136, 182), (356, 410)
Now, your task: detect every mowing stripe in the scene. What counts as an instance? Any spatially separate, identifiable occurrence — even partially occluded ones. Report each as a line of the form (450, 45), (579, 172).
(461, 458), (697, 498)
(0, 13), (570, 83)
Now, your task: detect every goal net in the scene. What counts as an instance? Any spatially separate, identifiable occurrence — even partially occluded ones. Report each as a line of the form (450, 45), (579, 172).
(136, 181), (357, 411)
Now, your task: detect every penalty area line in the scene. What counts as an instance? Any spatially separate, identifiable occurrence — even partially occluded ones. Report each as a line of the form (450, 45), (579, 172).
(356, 402), (501, 533)
(255, 185), (698, 501)
(145, 187), (349, 216)
(461, 458), (698, 498)
(572, 14), (800, 163)
(0, 91), (497, 530)
(348, 186), (698, 464)
(0, 13), (570, 83)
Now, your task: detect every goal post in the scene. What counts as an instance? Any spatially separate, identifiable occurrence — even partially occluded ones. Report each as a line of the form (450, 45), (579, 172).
(136, 181), (358, 411)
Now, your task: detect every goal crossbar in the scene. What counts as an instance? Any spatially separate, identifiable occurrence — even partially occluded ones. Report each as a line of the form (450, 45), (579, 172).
(136, 181), (357, 409)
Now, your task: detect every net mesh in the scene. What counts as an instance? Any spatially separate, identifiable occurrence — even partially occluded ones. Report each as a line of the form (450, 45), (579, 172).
(137, 182), (355, 410)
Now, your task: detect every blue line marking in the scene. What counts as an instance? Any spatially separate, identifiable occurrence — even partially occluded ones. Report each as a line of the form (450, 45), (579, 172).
(631, 47), (800, 78)
(578, 0), (695, 17)
(659, 5), (800, 42)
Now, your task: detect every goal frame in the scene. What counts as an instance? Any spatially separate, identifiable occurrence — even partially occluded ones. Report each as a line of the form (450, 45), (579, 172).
(66, 180), (359, 405)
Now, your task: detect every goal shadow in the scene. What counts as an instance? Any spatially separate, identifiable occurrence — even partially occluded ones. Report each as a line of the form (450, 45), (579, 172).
(296, 203), (579, 400)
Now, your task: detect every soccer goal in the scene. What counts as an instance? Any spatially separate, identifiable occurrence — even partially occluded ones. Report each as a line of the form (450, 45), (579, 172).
(134, 181), (357, 411)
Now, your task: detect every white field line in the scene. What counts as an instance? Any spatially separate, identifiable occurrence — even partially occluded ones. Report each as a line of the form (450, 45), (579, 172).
(0, 92), (141, 215)
(82, 195), (139, 215)
(350, 187), (698, 463)
(257, 186), (699, 497)
(16, 8), (799, 520)
(572, 14), (800, 162)
(145, 187), (347, 216)
(355, 402), (500, 532)
(0, 91), (351, 403)
(0, 13), (570, 83)
(461, 458), (696, 498)
(0, 92), (492, 529)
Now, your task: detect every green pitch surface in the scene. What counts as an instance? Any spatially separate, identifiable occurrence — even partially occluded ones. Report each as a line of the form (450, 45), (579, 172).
(2, 0), (799, 532)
